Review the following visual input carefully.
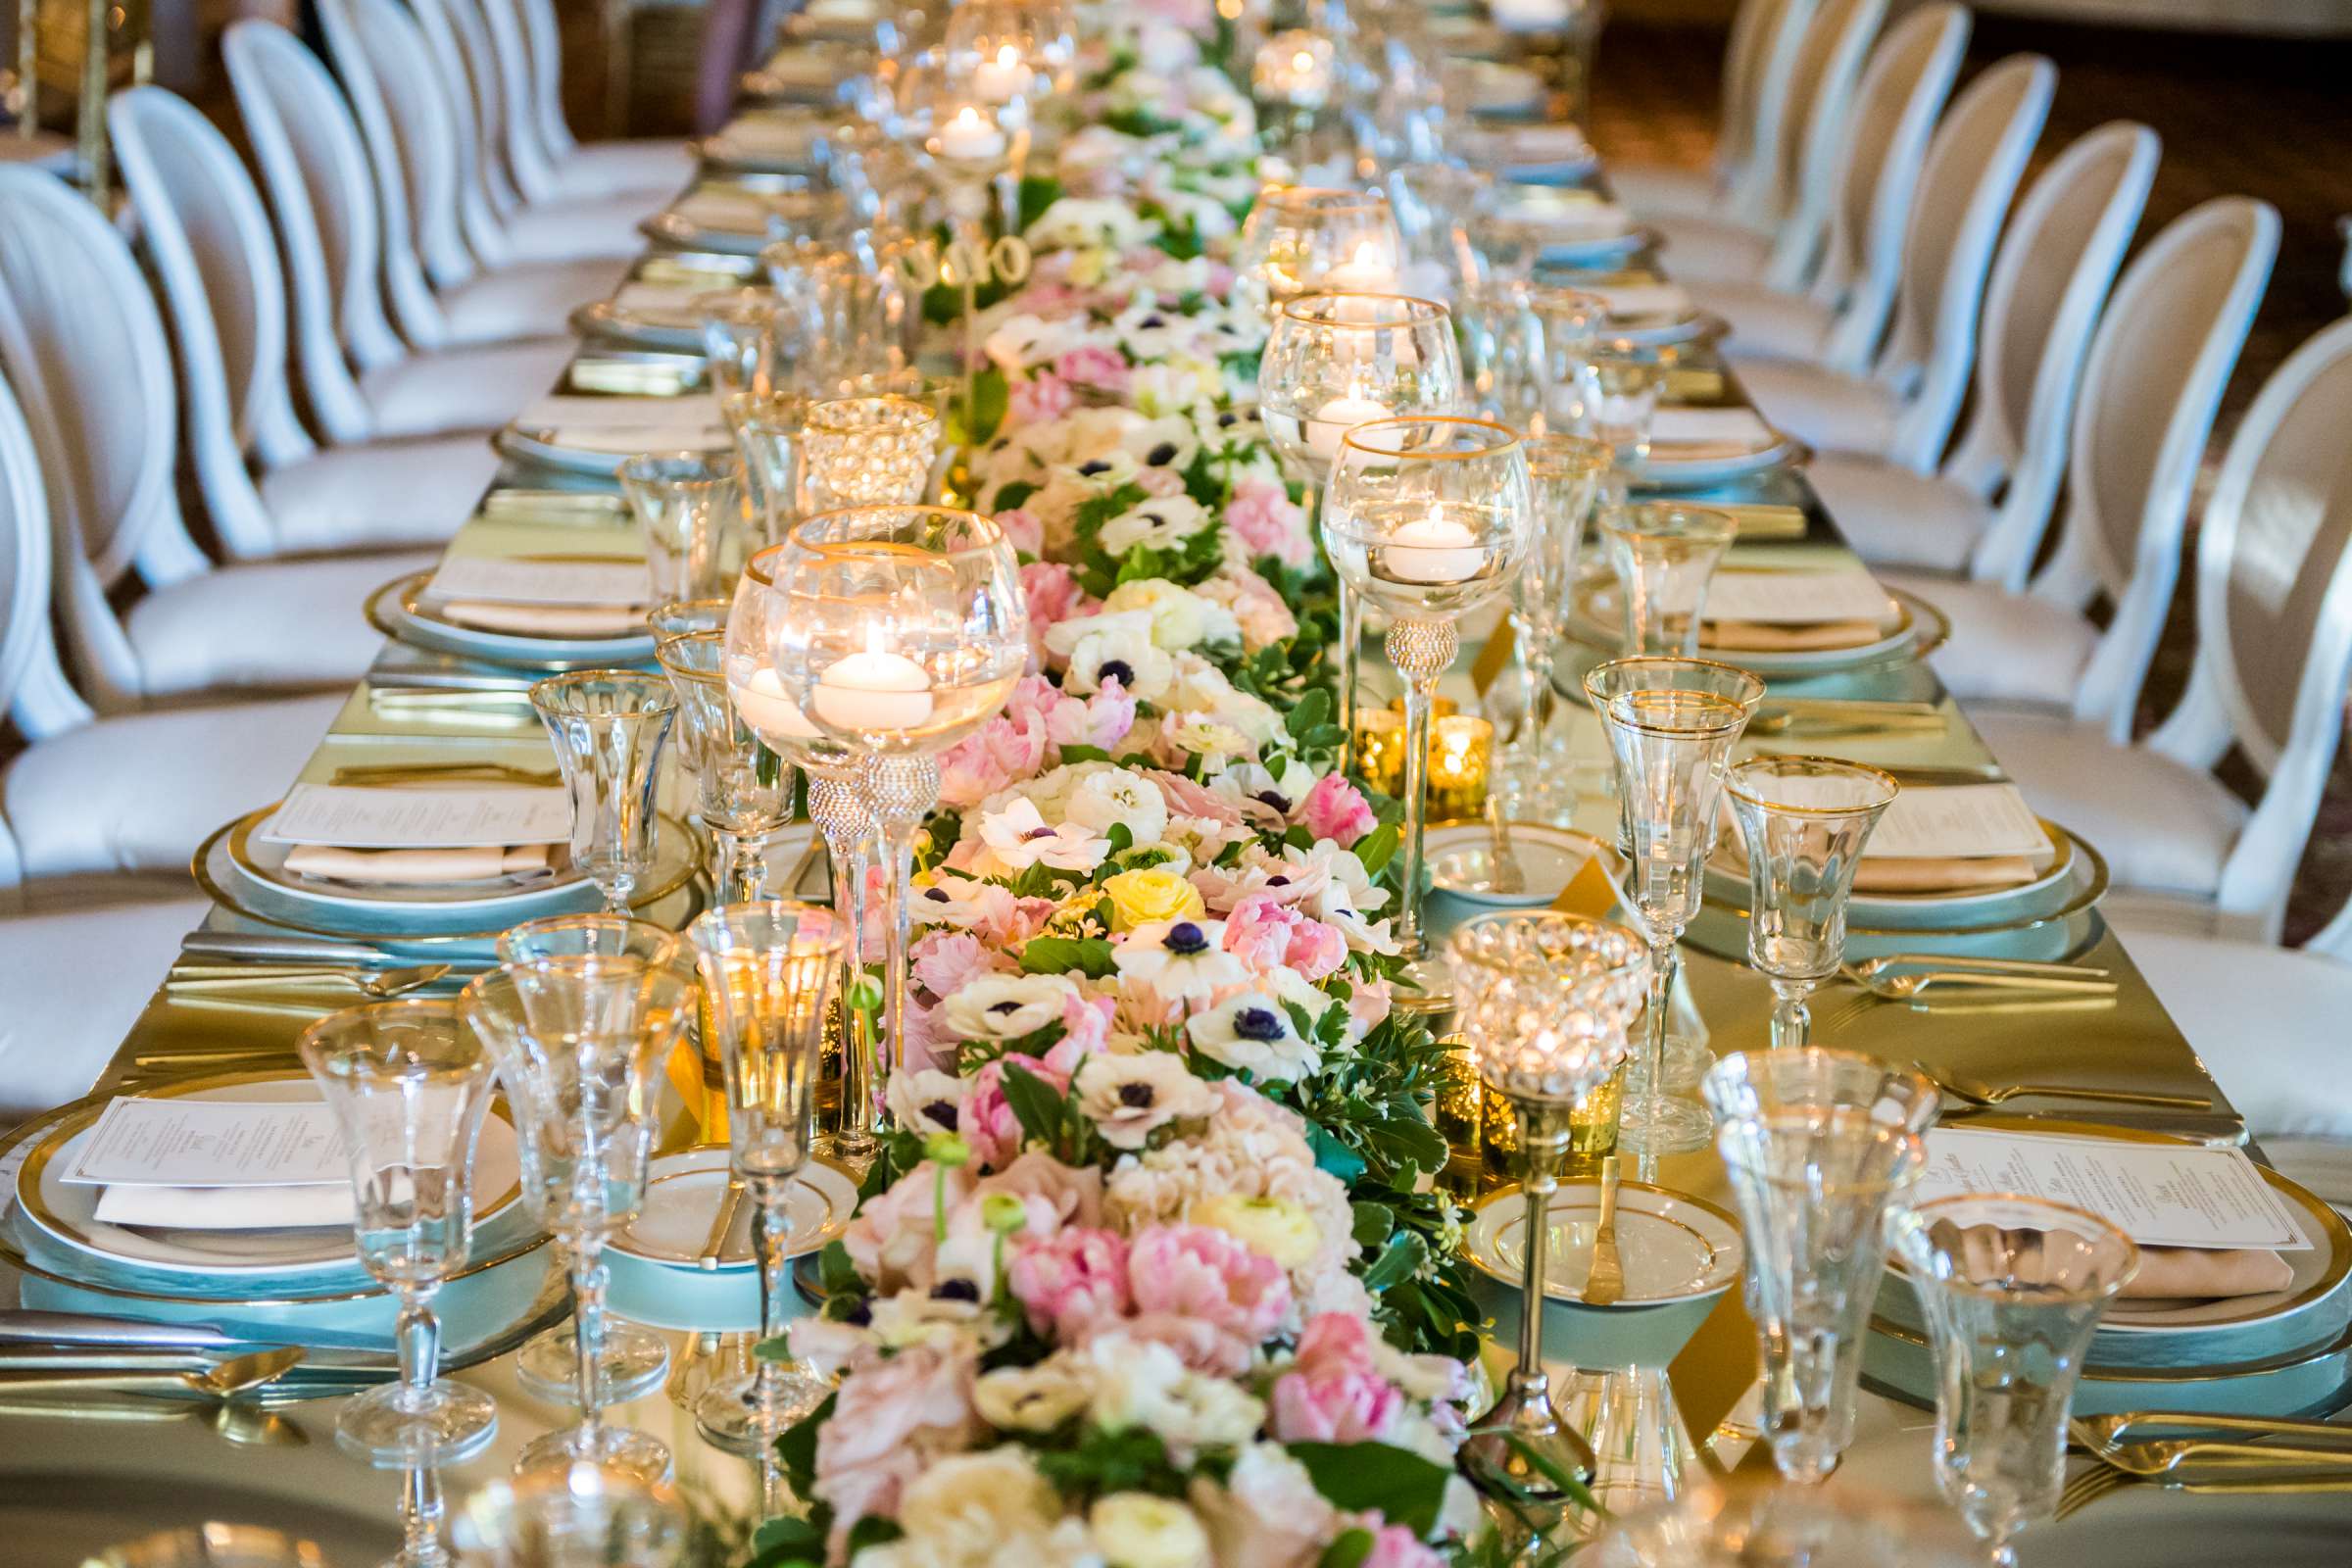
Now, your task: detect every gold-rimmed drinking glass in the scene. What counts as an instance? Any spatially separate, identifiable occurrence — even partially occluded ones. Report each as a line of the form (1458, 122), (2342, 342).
(1454, 277), (1545, 429)
(1582, 657), (1764, 1166)
(658, 631), (797, 904)
(648, 598), (729, 640)
(1384, 162), (1496, 300)
(724, 392), (808, 551)
(798, 394), (940, 512)
(1260, 292), (1463, 774)
(1234, 186), (1404, 320)
(619, 451), (749, 606)
(1328, 416), (1533, 1008)
(1531, 286), (1607, 432)
(1601, 502), (1738, 657)
(1447, 911), (1650, 1509)
(529, 672), (677, 917)
(1499, 434), (1609, 818)
(696, 287), (781, 400)
(1726, 756), (1900, 1049)
(762, 506), (1027, 1099)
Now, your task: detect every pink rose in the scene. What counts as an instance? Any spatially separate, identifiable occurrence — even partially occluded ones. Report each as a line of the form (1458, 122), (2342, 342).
(1127, 1225), (1293, 1369)
(1008, 371), (1075, 426)
(1224, 476), (1311, 566)
(1298, 774), (1376, 849)
(963, 1053), (1068, 1169)
(996, 506), (1046, 559)
(1007, 1225), (1131, 1341)
(1346, 976), (1393, 1037)
(977, 1148), (1104, 1232)
(843, 1159), (973, 1292)
(815, 1342), (984, 1537)
(1359, 1524), (1446, 1568)
(1020, 562), (1090, 667)
(1055, 344), (1132, 395)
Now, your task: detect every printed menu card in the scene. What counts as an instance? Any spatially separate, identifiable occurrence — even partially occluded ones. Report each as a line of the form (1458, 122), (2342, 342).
(1918, 1127), (2308, 1251)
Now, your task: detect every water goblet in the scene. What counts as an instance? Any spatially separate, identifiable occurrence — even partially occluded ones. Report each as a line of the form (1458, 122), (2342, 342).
(1453, 277), (1545, 428)
(1327, 416), (1533, 1008)
(646, 599), (729, 640)
(1259, 292), (1462, 773)
(685, 902), (848, 1477)
(657, 631), (797, 904)
(298, 999), (501, 1466)
(1713, 1103), (1927, 1484)
(1497, 434), (1608, 818)
(696, 288), (780, 400)
(462, 925), (695, 1485)
(1726, 757), (1900, 1049)
(1585, 1484), (1987, 1568)
(723, 391), (807, 550)
(1529, 286), (1606, 433)
(798, 394), (940, 511)
(1447, 911), (1650, 1510)
(530, 672), (677, 917)
(763, 506), (1027, 1090)
(619, 451), (749, 606)
(1384, 162), (1496, 300)
(1233, 186), (1403, 319)
(1699, 1046), (1942, 1137)
(1581, 656), (1764, 1163)
(1886, 1194), (2139, 1566)
(1600, 502), (1738, 657)
(1575, 340), (1671, 476)
(450, 1467), (687, 1568)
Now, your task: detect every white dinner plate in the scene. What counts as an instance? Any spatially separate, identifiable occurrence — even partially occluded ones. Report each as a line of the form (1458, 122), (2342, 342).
(1464, 1182), (1743, 1306)
(1629, 429), (1802, 490)
(1428, 822), (1620, 906)
(1571, 579), (1922, 676)
(17, 1076), (521, 1281)
(611, 1146), (860, 1269)
(493, 420), (734, 477)
(569, 298), (706, 356)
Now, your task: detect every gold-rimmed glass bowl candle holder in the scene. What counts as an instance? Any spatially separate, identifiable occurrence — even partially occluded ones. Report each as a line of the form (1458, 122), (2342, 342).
(1601, 502), (1738, 657)
(1500, 434), (1609, 817)
(1447, 911), (1650, 1512)
(798, 394), (940, 512)
(1234, 186), (1404, 319)
(1581, 657), (1764, 1166)
(619, 451), (749, 606)
(1328, 416), (1533, 1008)
(529, 672), (678, 918)
(657, 631), (797, 904)
(1886, 1194), (2139, 1567)
(763, 506), (1028, 1104)
(1726, 756), (1900, 1049)
(1260, 292), (1463, 777)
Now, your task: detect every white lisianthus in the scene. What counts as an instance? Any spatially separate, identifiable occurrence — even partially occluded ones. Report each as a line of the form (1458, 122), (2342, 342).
(1028, 195), (1155, 252)
(1098, 494), (1211, 556)
(1111, 917), (1248, 1003)
(1052, 612), (1178, 700)
(940, 971), (1081, 1041)
(1080, 1334), (1267, 1460)
(1185, 990), (1320, 1082)
(1102, 578), (1240, 652)
(1090, 1494), (1211, 1568)
(1063, 765), (1172, 847)
(975, 797), (1113, 875)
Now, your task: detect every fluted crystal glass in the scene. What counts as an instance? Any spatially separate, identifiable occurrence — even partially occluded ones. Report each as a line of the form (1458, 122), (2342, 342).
(697, 288), (780, 401)
(657, 631), (796, 904)
(723, 391), (807, 553)
(1582, 657), (1764, 1163)
(1234, 187), (1404, 320)
(1448, 911), (1649, 1506)
(1531, 286), (1607, 433)
(1499, 435), (1608, 818)
(530, 673), (675, 917)
(798, 394), (940, 512)
(1329, 416), (1532, 1007)
(686, 902), (847, 1479)
(1453, 278), (1545, 429)
(1886, 1195), (2139, 1567)
(647, 598), (729, 641)
(1260, 293), (1462, 776)
(1727, 757), (1900, 1049)
(299, 1000), (500, 1465)
(1601, 502), (1738, 658)
(1576, 341), (1671, 476)
(620, 452), (749, 607)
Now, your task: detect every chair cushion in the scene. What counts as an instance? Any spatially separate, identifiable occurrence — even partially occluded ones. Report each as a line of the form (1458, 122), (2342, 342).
(503, 191), (662, 265)
(1972, 710), (2249, 899)
(1877, 573), (2102, 710)
(4, 692), (346, 880)
(2111, 925), (2352, 1143)
(361, 339), (573, 439)
(1692, 280), (1837, 364)
(1734, 360), (1901, 459)
(438, 257), (633, 344)
(1807, 455), (1991, 573)
(1604, 164), (1722, 222)
(259, 438), (500, 554)
(550, 140), (696, 203)
(0, 894), (214, 1120)
(123, 554), (436, 700)
(1648, 213), (1774, 287)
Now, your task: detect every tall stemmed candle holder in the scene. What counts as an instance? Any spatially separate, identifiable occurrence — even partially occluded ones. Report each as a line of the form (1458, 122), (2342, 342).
(1260, 293), (1462, 778)
(1233, 187), (1404, 321)
(761, 507), (1028, 1092)
(907, 66), (1029, 423)
(1581, 657), (1764, 1168)
(1446, 911), (1650, 1509)
(1726, 756), (1899, 1050)
(1327, 416), (1533, 1008)
(1500, 434), (1609, 818)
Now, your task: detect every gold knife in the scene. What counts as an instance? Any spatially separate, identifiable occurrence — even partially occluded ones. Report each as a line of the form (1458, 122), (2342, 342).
(1584, 1154), (1623, 1306)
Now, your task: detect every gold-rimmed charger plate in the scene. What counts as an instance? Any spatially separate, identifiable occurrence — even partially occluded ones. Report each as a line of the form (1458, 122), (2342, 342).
(366, 565), (657, 671)
(1568, 582), (1950, 677)
(610, 1145), (860, 1270)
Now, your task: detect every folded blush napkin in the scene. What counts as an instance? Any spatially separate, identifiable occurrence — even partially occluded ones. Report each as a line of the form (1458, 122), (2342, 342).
(1592, 282), (1693, 320)
(1503, 123), (1591, 160)
(1849, 856), (2037, 894)
(1702, 618), (1885, 652)
(667, 188), (776, 234)
(519, 395), (728, 455)
(282, 844), (556, 886)
(1932, 1221), (2293, 1301)
(92, 1182), (353, 1231)
(432, 600), (651, 638)
(1648, 406), (1777, 458)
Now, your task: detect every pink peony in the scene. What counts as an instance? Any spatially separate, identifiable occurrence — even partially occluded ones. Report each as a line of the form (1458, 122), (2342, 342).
(1006, 1225), (1131, 1341)
(1268, 1312), (1404, 1444)
(1223, 893), (1348, 982)
(1100, 1311), (1259, 1377)
(962, 1053), (1068, 1169)
(1128, 1224), (1293, 1364)
(1224, 476), (1311, 566)
(1055, 344), (1132, 395)
(1049, 990), (1118, 1063)
(1020, 562), (1091, 668)
(996, 507), (1046, 559)
(1359, 1524), (1446, 1568)
(911, 930), (1006, 1004)
(1008, 371), (1075, 426)
(936, 706), (1051, 808)
(1298, 774), (1377, 849)
(814, 1342), (984, 1537)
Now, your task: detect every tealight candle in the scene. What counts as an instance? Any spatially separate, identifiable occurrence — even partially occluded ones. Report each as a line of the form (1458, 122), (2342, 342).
(1380, 507), (1486, 585)
(1322, 238), (1398, 294)
(813, 635), (936, 732)
(937, 105), (1008, 166)
(1308, 392), (1392, 465)
(728, 662), (820, 746)
(973, 45), (1028, 106)
(1489, 0), (1579, 30)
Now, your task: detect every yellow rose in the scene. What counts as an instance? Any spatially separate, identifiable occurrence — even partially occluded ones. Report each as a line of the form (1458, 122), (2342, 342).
(1188, 1195), (1322, 1270)
(1091, 1493), (1210, 1568)
(1102, 866), (1205, 933)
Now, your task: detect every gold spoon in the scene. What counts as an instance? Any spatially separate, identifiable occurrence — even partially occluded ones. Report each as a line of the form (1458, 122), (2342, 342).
(329, 761), (560, 787)
(1915, 1062), (2214, 1112)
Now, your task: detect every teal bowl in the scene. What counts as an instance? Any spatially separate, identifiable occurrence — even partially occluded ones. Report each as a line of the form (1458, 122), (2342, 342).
(1463, 1180), (1743, 1369)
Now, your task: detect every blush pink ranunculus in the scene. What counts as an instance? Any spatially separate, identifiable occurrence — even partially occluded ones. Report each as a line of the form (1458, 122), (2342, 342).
(1020, 562), (1091, 669)
(1128, 1224), (1293, 1346)
(936, 707), (1051, 808)
(1006, 1224), (1131, 1341)
(996, 506), (1047, 559)
(842, 1158), (972, 1292)
(1298, 773), (1377, 849)
(1224, 476), (1311, 566)
(1055, 344), (1132, 395)
(962, 1053), (1067, 1169)
(1135, 465), (1187, 498)
(1099, 1311), (1258, 1378)
(1007, 370), (1075, 426)
(911, 930), (1004, 1004)
(1222, 893), (1348, 982)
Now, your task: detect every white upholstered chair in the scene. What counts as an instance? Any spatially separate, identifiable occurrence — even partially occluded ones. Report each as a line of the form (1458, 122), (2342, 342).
(1807, 122), (2157, 577)
(313, 0), (629, 350)
(105, 88), (503, 558)
(483, 0), (696, 206)
(1735, 54), (2054, 468)
(1883, 198), (2278, 729)
(0, 168), (433, 705)
(1608, 0), (1820, 226)
(1647, 0), (1887, 290)
(1690, 4), (1970, 372)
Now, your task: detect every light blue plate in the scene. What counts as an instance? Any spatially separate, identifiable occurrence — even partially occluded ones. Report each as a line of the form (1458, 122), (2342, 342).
(606, 1148), (860, 1333)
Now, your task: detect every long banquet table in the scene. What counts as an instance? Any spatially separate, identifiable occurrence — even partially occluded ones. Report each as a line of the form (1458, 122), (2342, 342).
(2, 103), (2345, 1568)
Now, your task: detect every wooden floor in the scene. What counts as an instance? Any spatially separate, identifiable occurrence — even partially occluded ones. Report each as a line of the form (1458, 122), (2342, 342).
(1592, 14), (2352, 943)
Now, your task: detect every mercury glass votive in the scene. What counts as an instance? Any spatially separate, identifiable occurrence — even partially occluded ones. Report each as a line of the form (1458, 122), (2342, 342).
(1351, 708), (1408, 798)
(1428, 714), (1494, 820)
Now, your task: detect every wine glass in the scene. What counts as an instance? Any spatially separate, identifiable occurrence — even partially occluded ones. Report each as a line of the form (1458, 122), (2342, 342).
(299, 1000), (500, 1466)
(1581, 657), (1764, 1166)
(618, 452), (748, 607)
(1327, 416), (1533, 1008)
(656, 631), (798, 905)
(1725, 756), (1899, 1049)
(529, 673), (676, 917)
(798, 394), (941, 512)
(1260, 292), (1461, 772)
(762, 506), (1027, 1093)
(685, 902), (847, 1481)
(1498, 434), (1608, 819)
(1601, 502), (1738, 657)
(1234, 186), (1404, 320)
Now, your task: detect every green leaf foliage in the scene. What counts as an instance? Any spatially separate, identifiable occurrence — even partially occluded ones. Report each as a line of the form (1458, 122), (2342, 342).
(1284, 1441), (1454, 1535)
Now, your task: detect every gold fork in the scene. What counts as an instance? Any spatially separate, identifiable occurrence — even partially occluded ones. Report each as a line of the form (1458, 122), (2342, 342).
(2056, 1462), (2134, 1520)
(1583, 1155), (1623, 1305)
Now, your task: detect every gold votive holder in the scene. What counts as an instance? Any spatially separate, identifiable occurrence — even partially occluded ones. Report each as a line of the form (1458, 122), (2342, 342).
(1429, 715), (1494, 820)
(1435, 1034), (1486, 1197)
(1483, 1061), (1624, 1185)
(1353, 708), (1408, 798)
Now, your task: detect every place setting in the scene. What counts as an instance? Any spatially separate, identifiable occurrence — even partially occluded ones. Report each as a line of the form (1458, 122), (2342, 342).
(492, 390), (732, 476)
(638, 175), (844, 257)
(367, 554), (660, 670)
